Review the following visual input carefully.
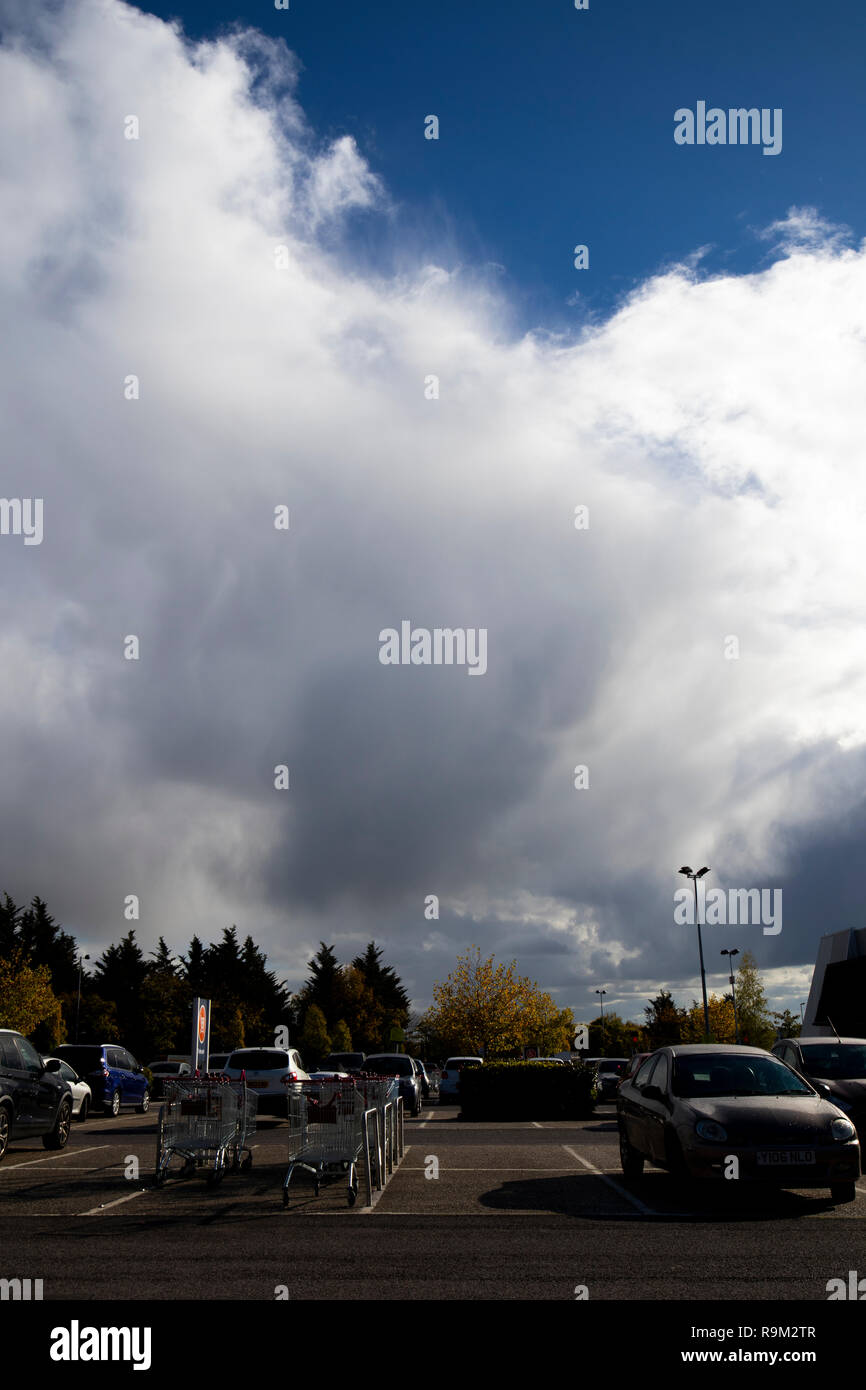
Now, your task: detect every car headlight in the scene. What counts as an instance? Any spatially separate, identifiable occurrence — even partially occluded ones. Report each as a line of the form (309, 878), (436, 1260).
(831, 1116), (857, 1142)
(695, 1120), (728, 1143)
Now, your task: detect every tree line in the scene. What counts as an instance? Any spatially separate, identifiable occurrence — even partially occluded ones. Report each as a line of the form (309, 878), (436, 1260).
(583, 951), (800, 1055)
(0, 892), (410, 1063)
(415, 946), (796, 1059)
(0, 892), (796, 1065)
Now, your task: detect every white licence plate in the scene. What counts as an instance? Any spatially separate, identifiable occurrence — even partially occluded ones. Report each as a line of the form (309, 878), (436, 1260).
(756, 1150), (815, 1165)
(247, 1080), (268, 1089)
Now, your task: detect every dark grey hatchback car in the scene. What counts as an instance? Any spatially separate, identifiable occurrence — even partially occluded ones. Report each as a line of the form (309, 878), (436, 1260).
(617, 1043), (861, 1204)
(0, 1029), (73, 1161)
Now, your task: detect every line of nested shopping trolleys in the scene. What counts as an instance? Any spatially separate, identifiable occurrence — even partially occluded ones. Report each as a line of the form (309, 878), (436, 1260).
(155, 1073), (405, 1207)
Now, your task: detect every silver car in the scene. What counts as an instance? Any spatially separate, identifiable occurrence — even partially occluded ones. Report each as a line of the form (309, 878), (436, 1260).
(438, 1056), (484, 1103)
(363, 1054), (424, 1116)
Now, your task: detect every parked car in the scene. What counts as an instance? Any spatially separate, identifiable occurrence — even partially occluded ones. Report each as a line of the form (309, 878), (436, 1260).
(54, 1043), (150, 1116)
(319, 1052), (366, 1076)
(146, 1060), (191, 1100)
(222, 1047), (309, 1114)
(438, 1056), (484, 1103)
(772, 1037), (866, 1139)
(0, 1030), (73, 1160)
(621, 1052), (652, 1085)
(207, 1054), (231, 1073)
(527, 1057), (568, 1065)
(594, 1058), (630, 1099)
(414, 1060), (438, 1099)
(617, 1044), (860, 1203)
(42, 1057), (92, 1122)
(363, 1054), (424, 1116)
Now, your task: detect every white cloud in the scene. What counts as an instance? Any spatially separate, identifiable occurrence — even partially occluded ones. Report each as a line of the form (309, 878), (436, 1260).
(1, 0), (865, 1011)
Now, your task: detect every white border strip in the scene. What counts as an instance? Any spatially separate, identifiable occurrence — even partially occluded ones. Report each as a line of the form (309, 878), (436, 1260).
(0, 1146), (104, 1173)
(561, 1144), (656, 1215)
(78, 1190), (147, 1216)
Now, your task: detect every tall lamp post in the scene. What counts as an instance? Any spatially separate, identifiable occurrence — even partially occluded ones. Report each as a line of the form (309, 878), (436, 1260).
(720, 948), (740, 1043)
(800, 1001), (806, 1025)
(679, 866), (710, 1042)
(75, 953), (90, 1043)
(595, 988), (607, 1050)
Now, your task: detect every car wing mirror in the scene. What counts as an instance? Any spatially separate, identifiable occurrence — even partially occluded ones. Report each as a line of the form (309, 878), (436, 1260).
(815, 1082), (832, 1099)
(641, 1084), (665, 1103)
(43, 1058), (62, 1073)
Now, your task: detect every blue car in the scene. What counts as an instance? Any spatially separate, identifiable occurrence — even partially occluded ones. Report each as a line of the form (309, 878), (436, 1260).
(55, 1043), (150, 1116)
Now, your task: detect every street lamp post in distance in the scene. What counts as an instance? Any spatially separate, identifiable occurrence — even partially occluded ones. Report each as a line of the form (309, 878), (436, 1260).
(679, 866), (711, 1042)
(75, 952), (90, 1043)
(595, 988), (607, 1051)
(720, 947), (740, 1043)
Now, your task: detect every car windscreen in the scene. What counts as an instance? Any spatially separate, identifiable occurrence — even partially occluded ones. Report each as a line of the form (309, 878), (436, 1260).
(801, 1045), (866, 1080)
(365, 1057), (413, 1076)
(672, 1054), (814, 1098)
(56, 1047), (102, 1073)
(227, 1051), (288, 1070)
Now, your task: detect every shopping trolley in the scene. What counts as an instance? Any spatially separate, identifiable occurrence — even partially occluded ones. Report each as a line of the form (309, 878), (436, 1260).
(155, 1073), (257, 1187)
(282, 1079), (368, 1207)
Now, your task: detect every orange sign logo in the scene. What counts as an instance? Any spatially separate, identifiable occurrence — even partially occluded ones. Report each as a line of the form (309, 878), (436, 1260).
(198, 1005), (207, 1044)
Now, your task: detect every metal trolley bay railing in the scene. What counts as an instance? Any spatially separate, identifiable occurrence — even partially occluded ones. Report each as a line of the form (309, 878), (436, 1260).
(155, 1073), (257, 1188)
(354, 1075), (404, 1179)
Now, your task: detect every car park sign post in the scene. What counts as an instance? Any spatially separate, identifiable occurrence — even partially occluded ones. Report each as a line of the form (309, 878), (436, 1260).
(191, 997), (211, 1074)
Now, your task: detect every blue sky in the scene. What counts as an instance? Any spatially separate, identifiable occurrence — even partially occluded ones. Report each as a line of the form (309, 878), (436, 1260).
(133, 0), (866, 330)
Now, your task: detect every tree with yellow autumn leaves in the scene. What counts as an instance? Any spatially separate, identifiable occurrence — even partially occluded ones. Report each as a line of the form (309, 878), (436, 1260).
(419, 946), (574, 1057)
(0, 949), (64, 1043)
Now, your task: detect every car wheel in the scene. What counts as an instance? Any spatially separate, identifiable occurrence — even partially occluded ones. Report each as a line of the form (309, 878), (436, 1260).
(43, 1097), (72, 1150)
(0, 1105), (10, 1161)
(77, 1096), (89, 1124)
(619, 1126), (645, 1178)
(108, 1089), (121, 1117)
(137, 1090), (150, 1115)
(830, 1182), (857, 1204)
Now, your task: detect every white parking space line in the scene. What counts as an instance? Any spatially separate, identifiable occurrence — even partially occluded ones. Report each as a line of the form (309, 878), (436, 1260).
(0, 1146), (105, 1173)
(78, 1191), (147, 1216)
(531, 1122), (543, 1129)
(561, 1144), (656, 1216)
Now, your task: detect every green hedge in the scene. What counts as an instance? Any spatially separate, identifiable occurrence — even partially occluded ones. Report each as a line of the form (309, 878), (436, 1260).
(457, 1060), (596, 1121)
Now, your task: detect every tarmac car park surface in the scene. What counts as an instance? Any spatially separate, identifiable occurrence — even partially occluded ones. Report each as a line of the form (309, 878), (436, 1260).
(2, 1098), (866, 1300)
